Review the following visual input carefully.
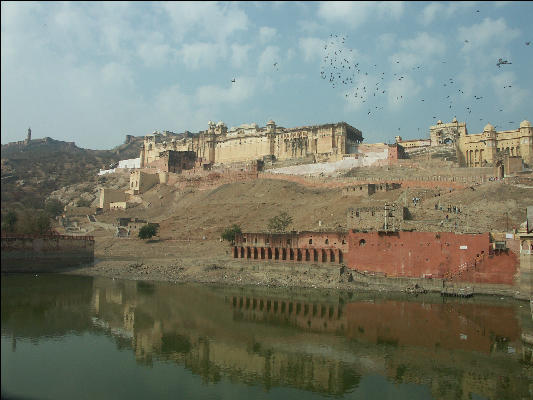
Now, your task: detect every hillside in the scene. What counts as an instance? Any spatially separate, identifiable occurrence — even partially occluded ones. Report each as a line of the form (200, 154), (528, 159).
(1, 136), (142, 211)
(82, 177), (531, 240)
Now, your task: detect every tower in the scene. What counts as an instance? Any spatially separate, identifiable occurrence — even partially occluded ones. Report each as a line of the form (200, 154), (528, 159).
(207, 121), (217, 164)
(25, 127), (31, 144)
(266, 120), (276, 157)
(519, 120), (533, 166)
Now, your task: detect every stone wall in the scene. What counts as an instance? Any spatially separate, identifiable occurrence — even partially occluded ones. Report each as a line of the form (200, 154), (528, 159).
(129, 171), (160, 194)
(1, 234), (94, 272)
(259, 172), (473, 190)
(232, 230), (520, 287)
(347, 205), (407, 231)
(99, 188), (126, 209)
(346, 231), (518, 285)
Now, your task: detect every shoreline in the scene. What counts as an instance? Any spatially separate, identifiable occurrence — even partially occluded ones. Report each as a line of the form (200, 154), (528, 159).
(61, 254), (528, 301)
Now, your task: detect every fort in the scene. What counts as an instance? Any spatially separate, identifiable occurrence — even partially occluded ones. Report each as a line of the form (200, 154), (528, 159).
(140, 120), (363, 168)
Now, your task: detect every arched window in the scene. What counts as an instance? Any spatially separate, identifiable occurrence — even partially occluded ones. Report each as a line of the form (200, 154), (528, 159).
(359, 239), (366, 247)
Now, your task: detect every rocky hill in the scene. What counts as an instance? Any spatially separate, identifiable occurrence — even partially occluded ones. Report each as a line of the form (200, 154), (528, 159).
(1, 135), (142, 211)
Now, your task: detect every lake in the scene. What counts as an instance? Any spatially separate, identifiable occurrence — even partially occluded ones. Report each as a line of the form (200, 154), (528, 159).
(1, 274), (532, 399)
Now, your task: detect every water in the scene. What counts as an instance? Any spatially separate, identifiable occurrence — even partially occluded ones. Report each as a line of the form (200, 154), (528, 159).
(1, 274), (532, 399)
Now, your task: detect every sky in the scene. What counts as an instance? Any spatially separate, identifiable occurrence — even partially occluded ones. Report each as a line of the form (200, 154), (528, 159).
(1, 1), (532, 150)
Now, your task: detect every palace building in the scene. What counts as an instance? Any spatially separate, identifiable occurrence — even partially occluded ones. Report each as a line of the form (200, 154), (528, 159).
(140, 120), (363, 168)
(396, 119), (533, 169)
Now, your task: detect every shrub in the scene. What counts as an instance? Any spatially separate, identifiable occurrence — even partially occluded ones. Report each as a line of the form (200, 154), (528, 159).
(44, 198), (64, 217)
(76, 198), (92, 207)
(221, 224), (242, 243)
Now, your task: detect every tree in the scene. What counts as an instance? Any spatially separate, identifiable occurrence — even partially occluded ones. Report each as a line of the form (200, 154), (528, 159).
(221, 224), (242, 244)
(267, 212), (293, 233)
(44, 198), (64, 217)
(1, 211), (18, 233)
(139, 224), (158, 240)
(17, 210), (51, 234)
(35, 212), (51, 234)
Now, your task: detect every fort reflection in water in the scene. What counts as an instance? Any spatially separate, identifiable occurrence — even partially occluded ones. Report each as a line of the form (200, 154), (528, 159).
(2, 274), (532, 399)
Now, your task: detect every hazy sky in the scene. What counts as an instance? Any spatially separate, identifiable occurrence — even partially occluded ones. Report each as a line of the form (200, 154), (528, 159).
(2, 1), (532, 149)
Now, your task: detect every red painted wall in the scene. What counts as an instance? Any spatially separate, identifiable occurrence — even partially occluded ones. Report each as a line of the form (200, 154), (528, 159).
(347, 231), (493, 278)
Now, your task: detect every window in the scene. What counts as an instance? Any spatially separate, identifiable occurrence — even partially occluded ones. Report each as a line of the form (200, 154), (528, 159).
(325, 238), (329, 244)
(359, 239), (366, 247)
(309, 239), (312, 244)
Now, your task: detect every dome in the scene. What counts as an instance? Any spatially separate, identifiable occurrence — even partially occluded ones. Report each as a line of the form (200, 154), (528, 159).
(251, 123), (258, 128)
(452, 117), (457, 123)
(483, 123), (494, 132)
(267, 119), (275, 125)
(437, 120), (442, 124)
(520, 120), (532, 128)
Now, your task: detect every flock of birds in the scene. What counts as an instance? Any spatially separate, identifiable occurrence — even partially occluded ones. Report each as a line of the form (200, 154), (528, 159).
(315, 31), (530, 132)
(227, 10), (530, 134)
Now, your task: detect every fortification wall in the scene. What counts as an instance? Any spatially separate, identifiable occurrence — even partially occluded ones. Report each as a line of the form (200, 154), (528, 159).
(1, 234), (94, 272)
(345, 231), (518, 285)
(231, 230), (520, 288)
(258, 172), (471, 190)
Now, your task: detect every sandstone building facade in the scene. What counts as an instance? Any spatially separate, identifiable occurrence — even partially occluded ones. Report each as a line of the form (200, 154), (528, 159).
(457, 120), (533, 168)
(396, 119), (533, 168)
(140, 120), (363, 168)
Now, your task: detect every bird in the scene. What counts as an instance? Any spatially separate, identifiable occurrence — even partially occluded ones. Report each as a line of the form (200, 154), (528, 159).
(526, 41), (531, 46)
(496, 58), (512, 67)
(231, 78), (235, 83)
(464, 40), (469, 43)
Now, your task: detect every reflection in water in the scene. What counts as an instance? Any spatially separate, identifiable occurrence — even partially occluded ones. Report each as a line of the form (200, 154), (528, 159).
(2, 274), (533, 399)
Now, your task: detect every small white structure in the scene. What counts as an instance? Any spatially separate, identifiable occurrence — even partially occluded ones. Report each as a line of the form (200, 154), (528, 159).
(118, 158), (141, 169)
(98, 158), (141, 175)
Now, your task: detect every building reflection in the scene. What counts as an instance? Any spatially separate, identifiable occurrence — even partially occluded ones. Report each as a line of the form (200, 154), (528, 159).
(1, 274), (531, 399)
(88, 278), (532, 399)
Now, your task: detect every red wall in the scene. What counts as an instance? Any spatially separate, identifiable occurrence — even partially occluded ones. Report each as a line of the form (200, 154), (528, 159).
(346, 231), (494, 278)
